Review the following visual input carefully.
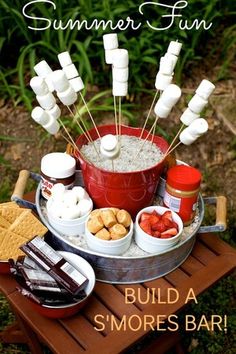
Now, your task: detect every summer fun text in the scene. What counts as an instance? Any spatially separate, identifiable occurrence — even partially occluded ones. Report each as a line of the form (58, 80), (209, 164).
(22, 0), (213, 32)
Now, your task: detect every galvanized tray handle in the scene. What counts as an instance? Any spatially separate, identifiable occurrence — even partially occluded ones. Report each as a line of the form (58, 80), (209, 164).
(198, 196), (227, 233)
(11, 169), (41, 211)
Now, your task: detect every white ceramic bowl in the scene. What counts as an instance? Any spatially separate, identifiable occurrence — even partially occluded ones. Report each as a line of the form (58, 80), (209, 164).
(135, 206), (183, 254)
(47, 199), (93, 236)
(85, 210), (133, 256)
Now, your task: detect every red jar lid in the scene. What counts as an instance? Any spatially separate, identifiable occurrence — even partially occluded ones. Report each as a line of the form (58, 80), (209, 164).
(166, 165), (201, 191)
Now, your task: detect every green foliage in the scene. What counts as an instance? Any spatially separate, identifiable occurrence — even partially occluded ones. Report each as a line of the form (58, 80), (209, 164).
(0, 0), (235, 105)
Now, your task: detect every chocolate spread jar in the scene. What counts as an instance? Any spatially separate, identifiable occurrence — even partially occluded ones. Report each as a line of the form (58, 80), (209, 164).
(41, 152), (76, 199)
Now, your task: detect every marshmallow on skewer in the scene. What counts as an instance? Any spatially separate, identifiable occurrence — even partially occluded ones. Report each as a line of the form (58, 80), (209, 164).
(180, 108), (200, 126)
(113, 49), (129, 68)
(100, 134), (120, 159)
(112, 81), (128, 97)
(154, 100), (171, 118)
(167, 41), (182, 56)
(160, 84), (182, 107)
(31, 106), (50, 125)
(46, 104), (61, 120)
(34, 60), (54, 92)
(187, 118), (208, 138)
(36, 92), (56, 110)
(42, 114), (60, 135)
(103, 33), (119, 50)
(57, 85), (78, 106)
(179, 128), (197, 145)
(30, 77), (48, 96)
(58, 51), (73, 67)
(50, 70), (70, 92)
(105, 49), (116, 64)
(69, 77), (84, 93)
(195, 79), (215, 100)
(63, 64), (79, 80)
(112, 67), (129, 82)
(188, 94), (208, 114)
(159, 56), (175, 76)
(155, 72), (173, 91)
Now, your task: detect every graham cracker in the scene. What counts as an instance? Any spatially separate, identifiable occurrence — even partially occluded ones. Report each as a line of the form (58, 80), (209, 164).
(0, 215), (11, 229)
(0, 230), (26, 260)
(9, 210), (47, 238)
(0, 202), (19, 210)
(1, 207), (25, 224)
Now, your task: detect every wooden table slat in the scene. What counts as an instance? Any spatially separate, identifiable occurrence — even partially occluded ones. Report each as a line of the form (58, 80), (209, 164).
(191, 241), (217, 264)
(115, 284), (148, 311)
(164, 268), (190, 287)
(179, 254), (204, 275)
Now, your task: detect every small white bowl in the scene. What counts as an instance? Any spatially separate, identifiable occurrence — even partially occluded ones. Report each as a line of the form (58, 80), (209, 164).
(135, 206), (183, 254)
(47, 199), (93, 236)
(85, 210), (133, 256)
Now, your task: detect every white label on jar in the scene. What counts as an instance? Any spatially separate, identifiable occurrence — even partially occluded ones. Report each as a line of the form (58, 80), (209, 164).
(164, 191), (181, 212)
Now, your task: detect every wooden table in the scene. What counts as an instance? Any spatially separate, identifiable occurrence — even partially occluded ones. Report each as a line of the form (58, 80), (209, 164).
(1, 231), (236, 354)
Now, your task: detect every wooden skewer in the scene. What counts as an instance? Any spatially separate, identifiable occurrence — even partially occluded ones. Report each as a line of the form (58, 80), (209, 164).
(151, 90), (163, 144)
(58, 118), (78, 152)
(113, 96), (118, 137)
(79, 92), (101, 139)
(165, 140), (182, 157)
(134, 116), (160, 160)
(164, 123), (185, 156)
(118, 96), (122, 138)
(139, 90), (159, 139)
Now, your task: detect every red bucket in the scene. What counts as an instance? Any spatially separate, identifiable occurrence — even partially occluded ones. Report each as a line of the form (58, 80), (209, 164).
(76, 125), (169, 217)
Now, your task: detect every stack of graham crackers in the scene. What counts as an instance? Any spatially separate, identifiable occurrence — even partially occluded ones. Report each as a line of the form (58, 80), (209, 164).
(0, 202), (48, 260)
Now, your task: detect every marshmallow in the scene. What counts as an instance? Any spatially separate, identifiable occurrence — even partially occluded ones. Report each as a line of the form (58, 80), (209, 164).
(154, 100), (171, 118)
(43, 115), (60, 135)
(105, 49), (115, 64)
(101, 134), (118, 151)
(72, 186), (90, 201)
(78, 199), (93, 216)
(100, 134), (120, 159)
(180, 108), (200, 126)
(34, 60), (53, 78)
(31, 106), (50, 125)
(69, 77), (84, 92)
(62, 190), (78, 207)
(46, 104), (61, 120)
(103, 33), (119, 50)
(58, 51), (72, 67)
(30, 77), (48, 96)
(63, 64), (79, 80)
(36, 92), (56, 110)
(62, 206), (81, 220)
(155, 72), (173, 91)
(188, 118), (208, 138)
(188, 94), (208, 114)
(164, 53), (178, 69)
(160, 84), (181, 108)
(195, 79), (215, 100)
(113, 49), (129, 68)
(51, 70), (70, 92)
(112, 81), (128, 97)
(51, 183), (66, 200)
(48, 203), (64, 218)
(159, 56), (175, 76)
(112, 67), (129, 82)
(179, 129), (197, 145)
(167, 41), (182, 56)
(57, 85), (78, 105)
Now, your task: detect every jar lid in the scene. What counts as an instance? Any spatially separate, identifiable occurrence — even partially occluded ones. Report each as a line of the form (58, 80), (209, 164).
(166, 165), (201, 191)
(41, 153), (76, 178)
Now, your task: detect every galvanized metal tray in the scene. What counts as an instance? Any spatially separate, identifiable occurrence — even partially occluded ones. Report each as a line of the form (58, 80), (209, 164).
(11, 171), (227, 284)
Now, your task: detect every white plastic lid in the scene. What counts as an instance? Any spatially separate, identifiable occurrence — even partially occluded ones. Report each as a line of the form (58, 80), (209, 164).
(41, 153), (76, 178)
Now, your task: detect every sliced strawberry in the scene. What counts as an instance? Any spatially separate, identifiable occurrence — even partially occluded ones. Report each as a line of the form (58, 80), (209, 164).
(171, 221), (179, 230)
(152, 230), (161, 238)
(161, 211), (173, 222)
(140, 212), (151, 222)
(151, 210), (161, 217)
(161, 228), (178, 236)
(162, 218), (173, 228)
(149, 214), (160, 226)
(139, 220), (152, 235)
(152, 220), (166, 233)
(160, 233), (172, 239)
